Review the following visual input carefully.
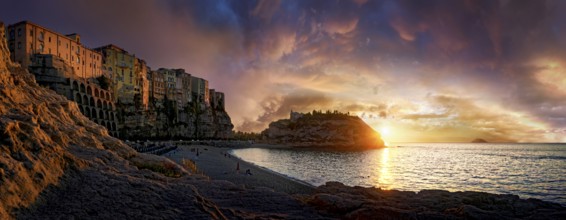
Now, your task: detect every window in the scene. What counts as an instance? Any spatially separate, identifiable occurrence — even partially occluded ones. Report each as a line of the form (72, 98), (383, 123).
(17, 28), (21, 36)
(39, 32), (44, 41)
(49, 48), (51, 53)
(30, 43), (33, 50)
(17, 42), (21, 49)
(48, 37), (51, 42)
(39, 44), (44, 52)
(66, 43), (69, 49)
(58, 40), (61, 45)
(30, 30), (33, 36)
(9, 30), (14, 40)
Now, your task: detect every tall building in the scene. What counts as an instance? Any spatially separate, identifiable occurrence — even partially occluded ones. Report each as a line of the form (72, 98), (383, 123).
(209, 90), (225, 110)
(6, 21), (103, 79)
(95, 44), (136, 103)
(174, 69), (192, 109)
(190, 76), (209, 105)
(135, 58), (149, 110)
(149, 70), (165, 106)
(157, 68), (177, 101)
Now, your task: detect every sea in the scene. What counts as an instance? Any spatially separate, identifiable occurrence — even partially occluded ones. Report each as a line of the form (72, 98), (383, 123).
(231, 143), (566, 205)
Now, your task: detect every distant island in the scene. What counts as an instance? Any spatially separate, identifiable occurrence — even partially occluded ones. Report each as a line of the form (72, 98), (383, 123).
(471, 138), (488, 143)
(260, 110), (385, 150)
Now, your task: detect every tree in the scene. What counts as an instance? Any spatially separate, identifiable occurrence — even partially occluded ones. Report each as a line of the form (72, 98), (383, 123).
(96, 75), (111, 90)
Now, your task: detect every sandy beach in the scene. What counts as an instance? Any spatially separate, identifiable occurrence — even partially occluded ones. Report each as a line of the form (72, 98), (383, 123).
(164, 145), (315, 195)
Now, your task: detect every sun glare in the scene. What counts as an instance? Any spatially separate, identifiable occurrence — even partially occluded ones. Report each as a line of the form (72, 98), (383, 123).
(379, 126), (391, 137)
(378, 126), (392, 147)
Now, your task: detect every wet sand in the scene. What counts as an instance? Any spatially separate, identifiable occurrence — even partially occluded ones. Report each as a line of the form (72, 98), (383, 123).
(164, 145), (315, 195)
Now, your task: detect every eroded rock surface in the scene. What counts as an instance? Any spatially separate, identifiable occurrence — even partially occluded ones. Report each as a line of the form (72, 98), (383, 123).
(305, 182), (566, 220)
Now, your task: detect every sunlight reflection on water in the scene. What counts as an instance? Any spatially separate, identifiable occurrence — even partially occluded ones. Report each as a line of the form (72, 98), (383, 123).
(232, 143), (566, 204)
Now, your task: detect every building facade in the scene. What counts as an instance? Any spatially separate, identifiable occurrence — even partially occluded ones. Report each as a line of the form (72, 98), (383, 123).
(95, 44), (136, 104)
(135, 58), (150, 110)
(28, 54), (119, 136)
(175, 69), (192, 109)
(6, 21), (103, 79)
(149, 70), (165, 107)
(190, 76), (209, 106)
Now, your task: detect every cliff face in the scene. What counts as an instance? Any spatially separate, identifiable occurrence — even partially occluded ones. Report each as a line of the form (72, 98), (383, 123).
(262, 112), (385, 149)
(0, 22), (136, 218)
(0, 22), (319, 219)
(118, 103), (233, 140)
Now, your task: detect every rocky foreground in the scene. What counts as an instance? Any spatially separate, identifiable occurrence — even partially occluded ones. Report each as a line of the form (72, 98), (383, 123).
(1, 23), (565, 219)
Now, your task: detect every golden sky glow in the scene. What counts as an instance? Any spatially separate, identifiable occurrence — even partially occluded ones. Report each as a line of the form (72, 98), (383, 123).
(2, 0), (566, 142)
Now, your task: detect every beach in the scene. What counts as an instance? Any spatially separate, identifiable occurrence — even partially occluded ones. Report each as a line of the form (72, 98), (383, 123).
(164, 144), (315, 195)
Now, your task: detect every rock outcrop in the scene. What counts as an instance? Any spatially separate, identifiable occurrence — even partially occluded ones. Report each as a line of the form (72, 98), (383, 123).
(262, 111), (385, 150)
(305, 182), (566, 220)
(472, 138), (488, 143)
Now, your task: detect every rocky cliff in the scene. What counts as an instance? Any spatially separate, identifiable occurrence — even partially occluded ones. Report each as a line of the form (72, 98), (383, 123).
(119, 103), (233, 140)
(262, 111), (385, 149)
(0, 22), (319, 219)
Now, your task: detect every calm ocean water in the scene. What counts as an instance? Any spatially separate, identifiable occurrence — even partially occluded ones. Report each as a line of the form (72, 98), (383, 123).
(232, 143), (566, 204)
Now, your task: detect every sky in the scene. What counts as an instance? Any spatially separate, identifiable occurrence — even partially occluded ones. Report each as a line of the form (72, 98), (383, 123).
(2, 0), (566, 143)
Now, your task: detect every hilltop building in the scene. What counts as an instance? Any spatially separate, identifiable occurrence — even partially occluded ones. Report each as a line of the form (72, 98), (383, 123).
(191, 76), (209, 107)
(94, 44), (136, 104)
(149, 70), (165, 106)
(174, 69), (192, 109)
(4, 20), (233, 139)
(6, 21), (103, 79)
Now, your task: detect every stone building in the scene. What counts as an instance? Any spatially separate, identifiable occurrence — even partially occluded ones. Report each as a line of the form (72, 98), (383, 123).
(191, 76), (209, 107)
(157, 68), (177, 103)
(209, 90), (225, 110)
(135, 58), (150, 110)
(149, 70), (165, 108)
(94, 44), (136, 104)
(29, 54), (119, 136)
(175, 69), (192, 109)
(6, 21), (103, 79)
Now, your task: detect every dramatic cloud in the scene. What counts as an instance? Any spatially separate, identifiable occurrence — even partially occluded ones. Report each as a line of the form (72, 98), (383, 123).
(2, 0), (565, 142)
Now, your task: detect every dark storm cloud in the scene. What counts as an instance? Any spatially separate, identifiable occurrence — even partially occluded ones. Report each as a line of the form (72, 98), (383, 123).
(237, 90), (333, 131)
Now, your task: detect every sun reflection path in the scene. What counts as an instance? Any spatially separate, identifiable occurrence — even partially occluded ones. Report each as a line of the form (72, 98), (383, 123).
(375, 148), (394, 189)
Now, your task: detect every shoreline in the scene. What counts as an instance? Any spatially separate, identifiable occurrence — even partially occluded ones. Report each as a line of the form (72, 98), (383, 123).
(164, 143), (566, 206)
(164, 144), (315, 195)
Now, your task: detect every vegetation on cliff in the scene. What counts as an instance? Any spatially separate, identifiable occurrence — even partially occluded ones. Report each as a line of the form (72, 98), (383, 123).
(262, 110), (385, 150)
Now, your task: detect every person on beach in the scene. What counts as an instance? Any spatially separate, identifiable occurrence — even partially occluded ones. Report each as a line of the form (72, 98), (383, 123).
(246, 169), (252, 175)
